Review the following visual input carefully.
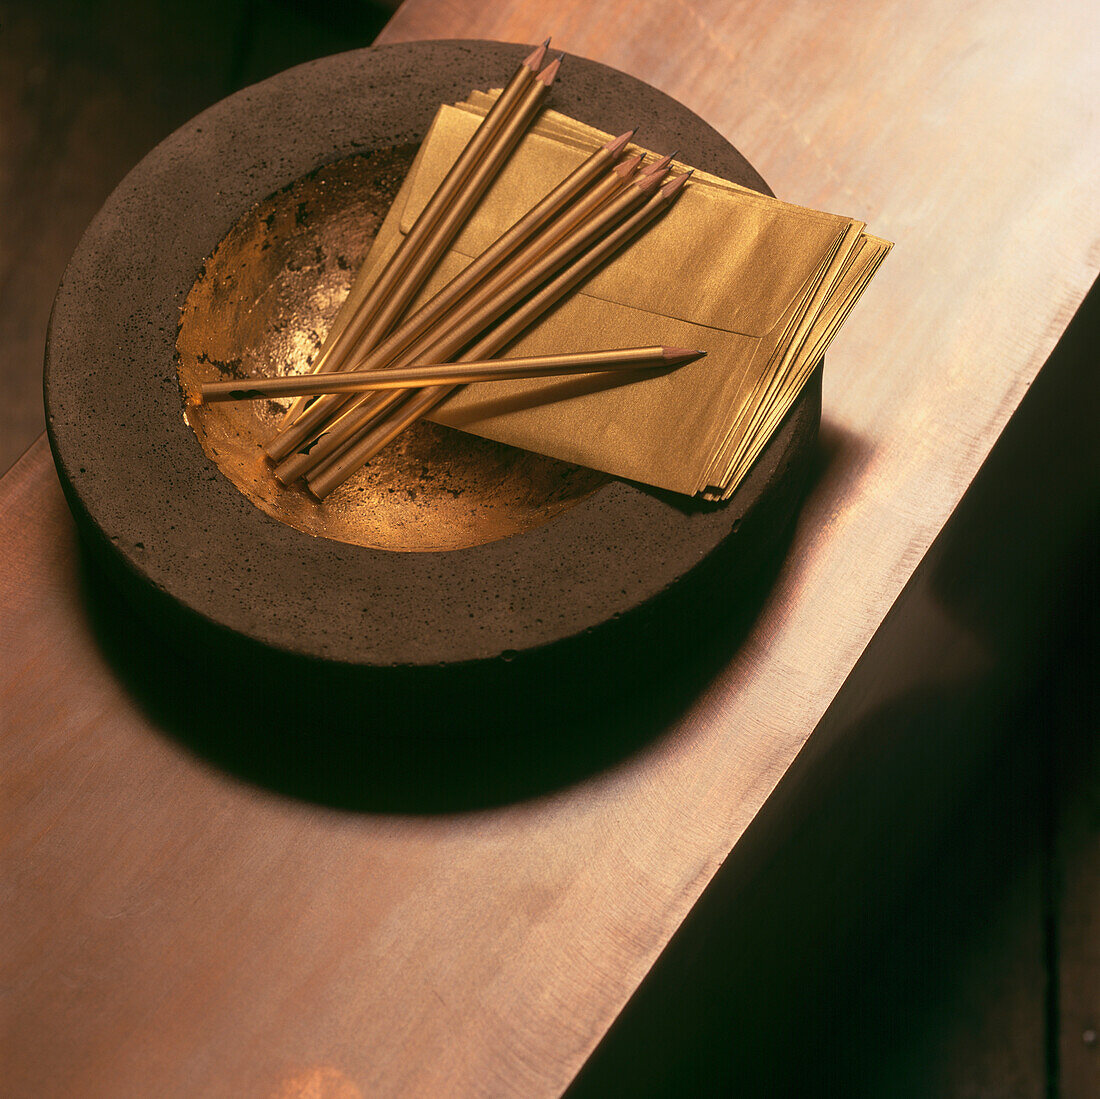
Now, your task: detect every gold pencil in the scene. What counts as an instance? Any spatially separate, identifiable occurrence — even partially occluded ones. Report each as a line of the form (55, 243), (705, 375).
(352, 58), (562, 356)
(276, 41), (550, 426)
(199, 346), (702, 402)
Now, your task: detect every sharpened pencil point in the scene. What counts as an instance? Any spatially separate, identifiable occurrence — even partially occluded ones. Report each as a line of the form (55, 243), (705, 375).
(642, 151), (673, 174)
(662, 347), (707, 364)
(614, 152), (644, 177)
(524, 41), (549, 70)
(605, 129), (635, 156)
(537, 56), (561, 85)
(642, 151), (675, 175)
(636, 164), (671, 192)
(660, 170), (692, 197)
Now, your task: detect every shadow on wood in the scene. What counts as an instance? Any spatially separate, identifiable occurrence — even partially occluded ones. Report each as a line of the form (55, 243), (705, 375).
(73, 415), (838, 812)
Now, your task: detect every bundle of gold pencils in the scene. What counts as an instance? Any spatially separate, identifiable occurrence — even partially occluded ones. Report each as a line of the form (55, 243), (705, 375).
(228, 42), (697, 501)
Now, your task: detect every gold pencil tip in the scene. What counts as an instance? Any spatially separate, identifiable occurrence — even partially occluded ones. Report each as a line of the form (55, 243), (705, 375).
(662, 346), (707, 363)
(636, 164), (670, 192)
(524, 41), (549, 70)
(614, 152), (644, 177)
(537, 56), (562, 85)
(660, 170), (693, 197)
(605, 129), (635, 156)
(642, 151), (676, 175)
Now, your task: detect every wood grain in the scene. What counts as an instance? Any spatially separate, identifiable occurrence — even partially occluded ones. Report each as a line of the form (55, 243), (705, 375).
(2, 0), (1098, 1095)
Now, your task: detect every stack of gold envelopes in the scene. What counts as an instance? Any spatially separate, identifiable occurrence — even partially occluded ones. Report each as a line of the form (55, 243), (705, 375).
(323, 91), (891, 500)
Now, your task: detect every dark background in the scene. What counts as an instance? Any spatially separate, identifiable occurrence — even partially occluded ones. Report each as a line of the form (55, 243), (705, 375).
(2, 1), (1096, 1095)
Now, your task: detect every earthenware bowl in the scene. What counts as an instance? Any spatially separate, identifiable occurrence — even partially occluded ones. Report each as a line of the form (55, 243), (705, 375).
(45, 40), (819, 668)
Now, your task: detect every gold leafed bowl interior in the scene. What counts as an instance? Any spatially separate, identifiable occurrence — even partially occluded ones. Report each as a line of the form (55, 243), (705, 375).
(176, 148), (608, 553)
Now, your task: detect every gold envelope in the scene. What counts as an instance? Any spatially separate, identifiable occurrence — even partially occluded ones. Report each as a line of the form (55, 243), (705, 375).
(344, 103), (863, 496)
